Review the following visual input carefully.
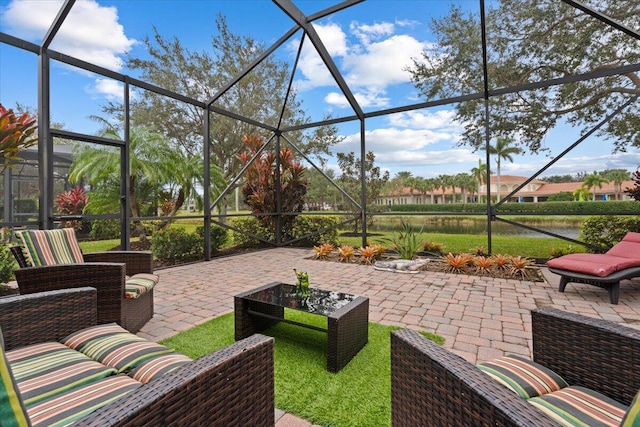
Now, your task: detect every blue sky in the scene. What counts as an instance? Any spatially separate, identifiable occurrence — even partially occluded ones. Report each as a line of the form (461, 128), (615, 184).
(1, 0), (639, 181)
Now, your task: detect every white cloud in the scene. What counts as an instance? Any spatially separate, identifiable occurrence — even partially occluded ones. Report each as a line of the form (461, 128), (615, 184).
(293, 20), (428, 110)
(89, 78), (124, 101)
(336, 126), (459, 155)
(3, 0), (136, 71)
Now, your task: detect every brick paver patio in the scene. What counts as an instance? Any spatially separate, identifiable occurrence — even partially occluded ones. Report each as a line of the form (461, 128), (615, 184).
(137, 247), (640, 426)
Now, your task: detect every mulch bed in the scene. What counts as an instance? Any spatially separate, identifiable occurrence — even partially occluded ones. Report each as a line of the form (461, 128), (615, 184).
(311, 253), (546, 282)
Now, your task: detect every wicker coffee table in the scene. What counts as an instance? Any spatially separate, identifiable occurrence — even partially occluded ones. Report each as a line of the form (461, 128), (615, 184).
(234, 282), (369, 372)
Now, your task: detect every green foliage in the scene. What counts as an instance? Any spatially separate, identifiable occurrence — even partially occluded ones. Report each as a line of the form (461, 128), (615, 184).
(626, 169), (640, 201)
(229, 217), (272, 247)
(0, 104), (37, 172)
(196, 225), (228, 253)
(15, 199), (37, 214)
(90, 219), (121, 240)
(230, 215), (339, 247)
(291, 215), (339, 246)
(549, 245), (577, 259)
(547, 192), (574, 202)
(580, 215), (640, 253)
(151, 228), (203, 264)
(0, 243), (15, 284)
(378, 220), (424, 260)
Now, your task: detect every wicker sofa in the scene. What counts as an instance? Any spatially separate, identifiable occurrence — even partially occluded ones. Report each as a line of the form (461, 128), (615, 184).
(391, 307), (640, 426)
(11, 228), (157, 333)
(0, 287), (275, 426)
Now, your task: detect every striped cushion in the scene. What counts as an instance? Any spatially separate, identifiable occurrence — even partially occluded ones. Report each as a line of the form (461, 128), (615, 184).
(6, 342), (117, 407)
(528, 386), (627, 427)
(621, 388), (640, 427)
(61, 323), (173, 373)
(15, 229), (84, 267)
(125, 273), (159, 299)
(26, 375), (139, 427)
(477, 354), (568, 398)
(0, 328), (31, 427)
(128, 352), (192, 384)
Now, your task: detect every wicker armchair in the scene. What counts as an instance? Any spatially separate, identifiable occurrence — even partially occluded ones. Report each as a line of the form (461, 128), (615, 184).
(11, 241), (156, 333)
(0, 288), (275, 426)
(391, 307), (640, 427)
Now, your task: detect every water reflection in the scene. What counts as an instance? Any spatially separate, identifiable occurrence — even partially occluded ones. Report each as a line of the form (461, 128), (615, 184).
(369, 218), (581, 239)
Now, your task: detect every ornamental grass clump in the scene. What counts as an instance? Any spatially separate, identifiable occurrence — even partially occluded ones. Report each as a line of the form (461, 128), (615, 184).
(379, 220), (424, 260)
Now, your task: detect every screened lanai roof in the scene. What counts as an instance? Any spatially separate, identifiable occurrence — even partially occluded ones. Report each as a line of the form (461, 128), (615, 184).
(1, 0), (639, 251)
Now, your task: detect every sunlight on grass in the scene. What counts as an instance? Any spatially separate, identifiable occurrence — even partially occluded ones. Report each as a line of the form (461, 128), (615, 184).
(161, 310), (444, 427)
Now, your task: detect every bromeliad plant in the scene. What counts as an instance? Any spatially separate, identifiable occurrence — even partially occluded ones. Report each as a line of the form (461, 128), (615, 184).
(337, 245), (356, 263)
(313, 243), (335, 259)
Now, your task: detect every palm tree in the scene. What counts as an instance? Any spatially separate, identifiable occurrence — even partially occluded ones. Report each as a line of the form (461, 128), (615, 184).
(489, 137), (522, 201)
(471, 159), (490, 204)
(437, 174), (453, 204)
(605, 169), (630, 200)
(573, 186), (591, 201)
(583, 173), (610, 201)
(456, 172), (476, 203)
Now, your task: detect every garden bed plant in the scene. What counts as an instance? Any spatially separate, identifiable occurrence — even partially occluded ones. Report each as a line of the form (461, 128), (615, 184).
(310, 242), (545, 282)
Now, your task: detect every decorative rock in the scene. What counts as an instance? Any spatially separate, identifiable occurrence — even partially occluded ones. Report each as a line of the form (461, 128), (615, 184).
(374, 259), (429, 274)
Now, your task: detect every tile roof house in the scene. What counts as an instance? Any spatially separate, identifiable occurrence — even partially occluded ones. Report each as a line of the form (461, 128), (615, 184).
(376, 175), (635, 205)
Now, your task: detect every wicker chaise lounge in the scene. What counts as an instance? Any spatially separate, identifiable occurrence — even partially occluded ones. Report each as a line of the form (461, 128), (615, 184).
(11, 228), (158, 332)
(0, 287), (275, 426)
(546, 232), (640, 304)
(391, 307), (640, 426)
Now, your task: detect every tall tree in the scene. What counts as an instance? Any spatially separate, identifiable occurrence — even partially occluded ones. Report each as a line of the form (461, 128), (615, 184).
(604, 169), (630, 200)
(108, 15), (339, 218)
(489, 137), (522, 201)
(408, 2), (640, 154)
(583, 173), (610, 201)
(471, 158), (490, 203)
(337, 151), (390, 233)
(437, 174), (453, 204)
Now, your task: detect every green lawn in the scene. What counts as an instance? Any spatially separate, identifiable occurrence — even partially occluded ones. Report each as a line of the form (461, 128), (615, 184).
(161, 310), (443, 427)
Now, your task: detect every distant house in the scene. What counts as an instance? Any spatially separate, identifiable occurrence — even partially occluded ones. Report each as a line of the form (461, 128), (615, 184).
(376, 175), (636, 205)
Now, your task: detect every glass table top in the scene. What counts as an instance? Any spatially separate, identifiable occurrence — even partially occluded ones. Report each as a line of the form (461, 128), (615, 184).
(241, 283), (359, 316)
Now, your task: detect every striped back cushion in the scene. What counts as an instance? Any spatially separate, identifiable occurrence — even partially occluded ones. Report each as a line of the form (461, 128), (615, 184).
(15, 229), (84, 267)
(6, 342), (117, 407)
(477, 354), (568, 399)
(61, 323), (174, 373)
(0, 328), (31, 427)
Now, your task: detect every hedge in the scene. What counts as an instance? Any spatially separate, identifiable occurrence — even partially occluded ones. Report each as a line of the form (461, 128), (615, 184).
(389, 201), (640, 215)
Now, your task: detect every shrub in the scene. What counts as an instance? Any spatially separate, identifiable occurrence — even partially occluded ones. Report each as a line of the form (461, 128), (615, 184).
(55, 187), (87, 230)
(291, 215), (339, 246)
(90, 219), (121, 240)
(151, 228), (202, 264)
(196, 225), (228, 253)
(229, 217), (272, 247)
(580, 215), (640, 252)
(0, 243), (15, 284)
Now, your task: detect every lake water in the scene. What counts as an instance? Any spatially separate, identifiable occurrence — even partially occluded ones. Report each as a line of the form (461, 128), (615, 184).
(369, 218), (582, 239)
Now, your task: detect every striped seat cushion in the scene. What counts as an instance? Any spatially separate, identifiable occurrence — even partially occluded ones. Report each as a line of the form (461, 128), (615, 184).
(528, 386), (627, 427)
(61, 323), (174, 373)
(15, 229), (84, 267)
(6, 342), (117, 407)
(125, 273), (159, 299)
(477, 354), (568, 398)
(128, 352), (192, 384)
(0, 328), (31, 427)
(26, 375), (140, 427)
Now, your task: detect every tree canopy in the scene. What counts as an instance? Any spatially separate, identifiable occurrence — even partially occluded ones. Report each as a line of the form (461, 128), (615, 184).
(408, 1), (640, 154)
